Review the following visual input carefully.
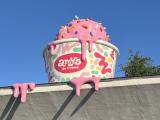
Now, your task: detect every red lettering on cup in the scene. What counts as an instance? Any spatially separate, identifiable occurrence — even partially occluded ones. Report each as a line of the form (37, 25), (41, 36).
(54, 53), (87, 73)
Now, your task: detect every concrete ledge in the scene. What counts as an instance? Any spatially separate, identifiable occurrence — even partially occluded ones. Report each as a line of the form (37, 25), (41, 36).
(1, 76), (160, 96)
(1, 76), (160, 120)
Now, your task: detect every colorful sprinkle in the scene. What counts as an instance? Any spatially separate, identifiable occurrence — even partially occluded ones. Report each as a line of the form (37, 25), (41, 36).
(100, 27), (103, 32)
(91, 71), (99, 75)
(73, 47), (81, 52)
(89, 32), (93, 36)
(68, 24), (72, 27)
(66, 77), (70, 81)
(77, 20), (80, 23)
(89, 59), (94, 64)
(75, 15), (79, 19)
(104, 52), (108, 57)
(72, 25), (76, 28)
(51, 55), (57, 60)
(96, 66), (101, 71)
(82, 25), (88, 29)
(67, 28), (71, 33)
(107, 57), (113, 63)
(75, 31), (78, 34)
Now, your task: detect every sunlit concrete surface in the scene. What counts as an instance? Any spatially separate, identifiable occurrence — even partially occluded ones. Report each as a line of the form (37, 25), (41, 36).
(0, 76), (160, 120)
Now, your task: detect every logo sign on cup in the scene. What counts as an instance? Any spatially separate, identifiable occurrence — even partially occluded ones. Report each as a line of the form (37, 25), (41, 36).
(54, 53), (87, 73)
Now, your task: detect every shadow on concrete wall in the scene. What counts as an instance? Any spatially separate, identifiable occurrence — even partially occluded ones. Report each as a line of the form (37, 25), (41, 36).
(52, 90), (76, 120)
(52, 88), (95, 120)
(70, 88), (95, 117)
(0, 95), (21, 120)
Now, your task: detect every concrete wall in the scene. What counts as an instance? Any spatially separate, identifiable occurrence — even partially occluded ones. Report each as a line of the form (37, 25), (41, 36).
(0, 76), (160, 120)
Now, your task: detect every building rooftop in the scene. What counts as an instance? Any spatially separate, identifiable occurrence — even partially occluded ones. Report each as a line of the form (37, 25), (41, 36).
(1, 76), (160, 120)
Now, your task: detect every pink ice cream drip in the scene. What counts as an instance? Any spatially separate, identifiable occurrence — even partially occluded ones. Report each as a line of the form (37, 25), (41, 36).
(54, 18), (110, 61)
(13, 83), (36, 103)
(70, 76), (101, 96)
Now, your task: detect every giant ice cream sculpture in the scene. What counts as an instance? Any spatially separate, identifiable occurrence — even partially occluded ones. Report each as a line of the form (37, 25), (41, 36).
(44, 18), (120, 96)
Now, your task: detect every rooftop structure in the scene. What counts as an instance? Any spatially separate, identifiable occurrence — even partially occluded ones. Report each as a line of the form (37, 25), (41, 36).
(1, 76), (160, 120)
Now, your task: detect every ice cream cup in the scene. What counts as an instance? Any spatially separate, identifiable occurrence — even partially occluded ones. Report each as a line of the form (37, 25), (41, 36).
(43, 38), (119, 83)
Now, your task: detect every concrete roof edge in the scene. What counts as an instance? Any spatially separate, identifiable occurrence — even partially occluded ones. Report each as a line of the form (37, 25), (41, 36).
(0, 75), (160, 96)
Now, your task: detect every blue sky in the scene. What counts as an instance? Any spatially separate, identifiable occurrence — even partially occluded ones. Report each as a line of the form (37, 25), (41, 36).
(0, 0), (160, 86)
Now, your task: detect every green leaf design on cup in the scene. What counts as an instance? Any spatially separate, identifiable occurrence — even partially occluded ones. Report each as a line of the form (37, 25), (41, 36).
(104, 52), (108, 57)
(66, 77), (70, 82)
(91, 71), (98, 75)
(51, 55), (57, 60)
(73, 47), (81, 52)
